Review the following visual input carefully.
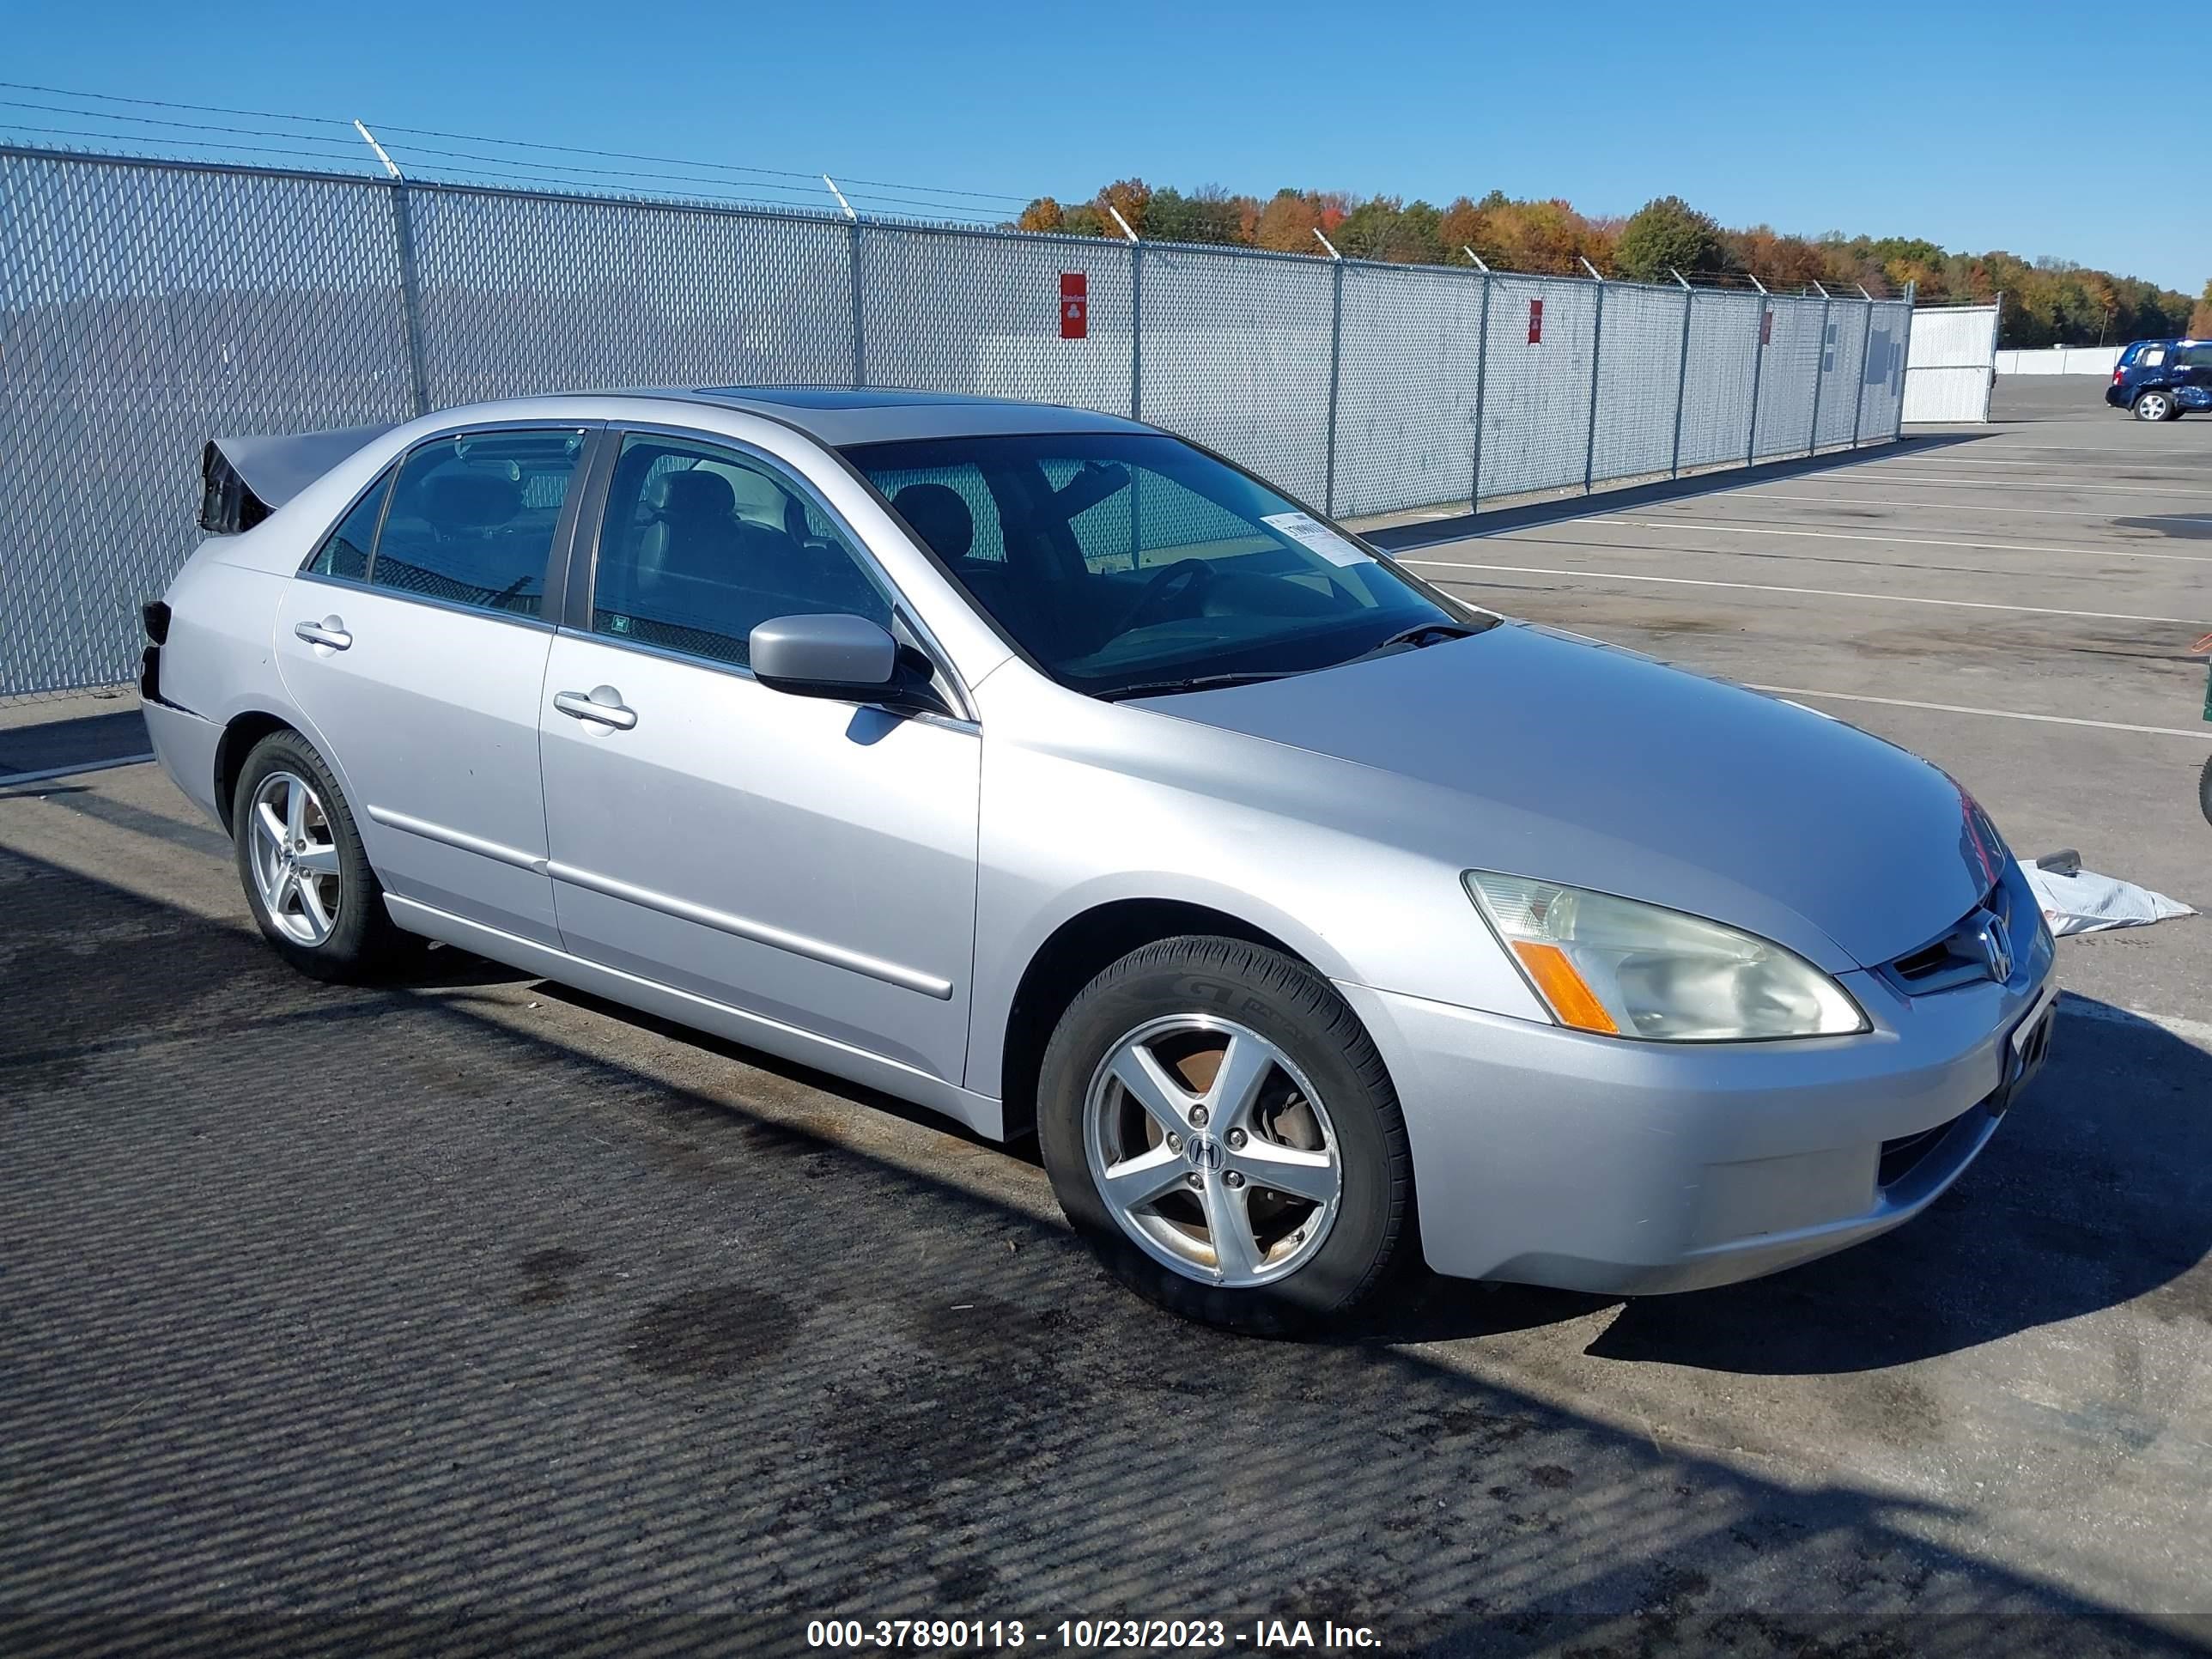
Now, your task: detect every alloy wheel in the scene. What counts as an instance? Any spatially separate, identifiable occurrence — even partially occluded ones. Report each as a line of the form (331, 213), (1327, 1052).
(1083, 1015), (1343, 1288)
(247, 770), (343, 946)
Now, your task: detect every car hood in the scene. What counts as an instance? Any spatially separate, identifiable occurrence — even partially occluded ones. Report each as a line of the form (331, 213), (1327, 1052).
(1133, 623), (1999, 971)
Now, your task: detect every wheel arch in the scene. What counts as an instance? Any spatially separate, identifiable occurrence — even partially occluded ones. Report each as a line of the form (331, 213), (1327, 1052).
(214, 709), (301, 830)
(994, 896), (1315, 1142)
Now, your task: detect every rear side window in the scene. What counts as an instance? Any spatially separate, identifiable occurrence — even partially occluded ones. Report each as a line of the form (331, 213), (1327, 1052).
(367, 428), (586, 617)
(2140, 348), (2166, 368)
(305, 469), (392, 581)
(2178, 346), (2212, 368)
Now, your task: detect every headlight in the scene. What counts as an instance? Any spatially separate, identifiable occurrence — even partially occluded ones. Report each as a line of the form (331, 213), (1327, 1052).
(1464, 872), (1868, 1042)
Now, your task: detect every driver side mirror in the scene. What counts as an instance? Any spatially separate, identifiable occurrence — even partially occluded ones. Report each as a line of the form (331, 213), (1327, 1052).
(749, 614), (949, 715)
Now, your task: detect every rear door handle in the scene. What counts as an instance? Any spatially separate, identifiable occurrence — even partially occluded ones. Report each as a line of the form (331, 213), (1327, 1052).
(553, 687), (637, 731)
(294, 617), (352, 651)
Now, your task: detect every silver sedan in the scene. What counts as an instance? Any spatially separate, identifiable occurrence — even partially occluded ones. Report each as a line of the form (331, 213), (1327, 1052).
(141, 388), (2058, 1332)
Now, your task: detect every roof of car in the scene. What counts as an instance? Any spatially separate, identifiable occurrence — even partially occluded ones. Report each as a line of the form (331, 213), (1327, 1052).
(647, 386), (1154, 447)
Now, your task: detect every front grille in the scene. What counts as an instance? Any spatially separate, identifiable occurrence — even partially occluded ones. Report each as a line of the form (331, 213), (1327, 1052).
(1881, 883), (2020, 997)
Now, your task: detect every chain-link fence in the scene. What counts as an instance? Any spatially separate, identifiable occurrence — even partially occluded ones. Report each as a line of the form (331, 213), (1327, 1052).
(0, 145), (1914, 699)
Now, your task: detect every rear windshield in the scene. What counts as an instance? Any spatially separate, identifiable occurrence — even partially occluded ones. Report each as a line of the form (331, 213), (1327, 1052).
(842, 432), (1477, 698)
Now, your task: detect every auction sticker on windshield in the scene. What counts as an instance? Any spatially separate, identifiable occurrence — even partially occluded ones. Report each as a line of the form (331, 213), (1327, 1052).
(1261, 511), (1370, 568)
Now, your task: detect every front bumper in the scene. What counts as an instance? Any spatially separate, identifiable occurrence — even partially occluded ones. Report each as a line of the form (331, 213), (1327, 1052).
(1340, 947), (2057, 1296)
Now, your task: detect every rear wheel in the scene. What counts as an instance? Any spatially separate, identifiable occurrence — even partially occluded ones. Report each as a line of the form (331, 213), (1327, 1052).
(1036, 935), (1413, 1334)
(2134, 389), (2175, 422)
(231, 729), (417, 981)
(2199, 751), (2212, 830)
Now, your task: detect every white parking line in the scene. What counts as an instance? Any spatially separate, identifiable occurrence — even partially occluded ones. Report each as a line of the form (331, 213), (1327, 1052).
(2060, 994), (2212, 1052)
(1881, 455), (2212, 475)
(1665, 492), (2212, 524)
(0, 753), (156, 789)
(1397, 559), (2212, 625)
(1920, 441), (2212, 453)
(1744, 684), (2212, 742)
(1566, 518), (2212, 566)
(1834, 473), (2212, 500)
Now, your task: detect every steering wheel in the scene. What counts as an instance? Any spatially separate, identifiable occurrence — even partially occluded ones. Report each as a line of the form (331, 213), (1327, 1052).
(1109, 557), (1215, 637)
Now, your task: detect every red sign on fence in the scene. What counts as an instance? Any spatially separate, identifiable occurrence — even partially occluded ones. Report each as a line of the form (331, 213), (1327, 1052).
(1759, 308), (1773, 346)
(1527, 298), (1543, 344)
(1060, 272), (1088, 339)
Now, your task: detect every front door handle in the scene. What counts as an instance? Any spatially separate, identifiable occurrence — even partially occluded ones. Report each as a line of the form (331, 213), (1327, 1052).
(553, 687), (637, 731)
(294, 617), (352, 651)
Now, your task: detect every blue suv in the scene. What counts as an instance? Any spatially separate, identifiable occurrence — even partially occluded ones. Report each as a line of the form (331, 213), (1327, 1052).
(2106, 338), (2212, 420)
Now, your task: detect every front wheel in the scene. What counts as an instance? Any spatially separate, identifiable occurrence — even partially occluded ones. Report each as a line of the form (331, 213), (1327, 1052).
(1036, 936), (1413, 1334)
(2199, 751), (2211, 830)
(2134, 390), (2175, 422)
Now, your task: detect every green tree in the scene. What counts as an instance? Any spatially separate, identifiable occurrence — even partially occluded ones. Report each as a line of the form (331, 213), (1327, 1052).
(1146, 185), (1244, 246)
(1614, 196), (1727, 282)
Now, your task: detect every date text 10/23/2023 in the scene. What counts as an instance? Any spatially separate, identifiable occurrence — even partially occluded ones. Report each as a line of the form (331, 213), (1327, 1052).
(805, 1617), (1384, 1650)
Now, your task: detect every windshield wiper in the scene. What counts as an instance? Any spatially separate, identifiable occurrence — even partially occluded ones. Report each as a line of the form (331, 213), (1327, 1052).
(1094, 671), (1297, 702)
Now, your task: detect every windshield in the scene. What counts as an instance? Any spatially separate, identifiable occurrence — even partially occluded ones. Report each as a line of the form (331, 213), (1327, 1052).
(842, 432), (1484, 698)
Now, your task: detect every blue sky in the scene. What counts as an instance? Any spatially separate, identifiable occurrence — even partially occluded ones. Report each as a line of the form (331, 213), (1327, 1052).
(9, 0), (2205, 295)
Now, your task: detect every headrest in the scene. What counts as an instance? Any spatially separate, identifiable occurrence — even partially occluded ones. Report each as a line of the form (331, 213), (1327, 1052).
(892, 483), (974, 561)
(418, 470), (520, 529)
(648, 469), (736, 521)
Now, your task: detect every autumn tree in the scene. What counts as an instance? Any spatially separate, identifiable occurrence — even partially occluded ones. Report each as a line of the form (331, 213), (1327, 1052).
(1613, 196), (1728, 283)
(1015, 173), (2196, 338)
(1254, 188), (1323, 253)
(1094, 177), (1152, 238)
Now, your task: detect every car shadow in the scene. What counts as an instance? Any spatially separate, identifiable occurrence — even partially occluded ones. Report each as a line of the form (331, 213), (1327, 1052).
(501, 944), (2212, 1376)
(1349, 994), (2212, 1371)
(2115, 515), (2212, 541)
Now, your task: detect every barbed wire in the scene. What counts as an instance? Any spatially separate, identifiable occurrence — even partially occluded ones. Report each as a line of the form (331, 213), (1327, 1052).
(0, 81), (1024, 225)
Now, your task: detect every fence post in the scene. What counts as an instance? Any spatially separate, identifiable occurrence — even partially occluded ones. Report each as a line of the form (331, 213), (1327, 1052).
(1894, 280), (1917, 438)
(1581, 275), (1606, 493)
(1849, 301), (1875, 447)
(387, 181), (431, 417)
(848, 219), (867, 389)
(1129, 240), (1144, 422)
(1744, 295), (1768, 465)
(1668, 277), (1693, 479)
(1807, 291), (1832, 454)
(1469, 270), (1492, 510)
(1323, 256), (1345, 518)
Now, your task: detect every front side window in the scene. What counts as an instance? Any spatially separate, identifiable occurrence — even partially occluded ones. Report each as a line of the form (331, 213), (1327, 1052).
(588, 433), (893, 670)
(367, 428), (586, 617)
(844, 432), (1478, 698)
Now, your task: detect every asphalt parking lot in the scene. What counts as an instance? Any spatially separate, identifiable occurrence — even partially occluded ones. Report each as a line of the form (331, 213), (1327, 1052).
(4, 375), (2209, 1656)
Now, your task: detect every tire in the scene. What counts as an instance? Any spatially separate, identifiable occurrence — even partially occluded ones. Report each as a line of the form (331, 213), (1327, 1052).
(2199, 750), (2212, 830)
(2134, 390), (2175, 422)
(230, 728), (419, 982)
(1036, 935), (1413, 1335)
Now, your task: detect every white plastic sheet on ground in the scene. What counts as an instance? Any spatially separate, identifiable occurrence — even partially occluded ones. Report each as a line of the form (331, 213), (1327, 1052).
(2022, 862), (2197, 936)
